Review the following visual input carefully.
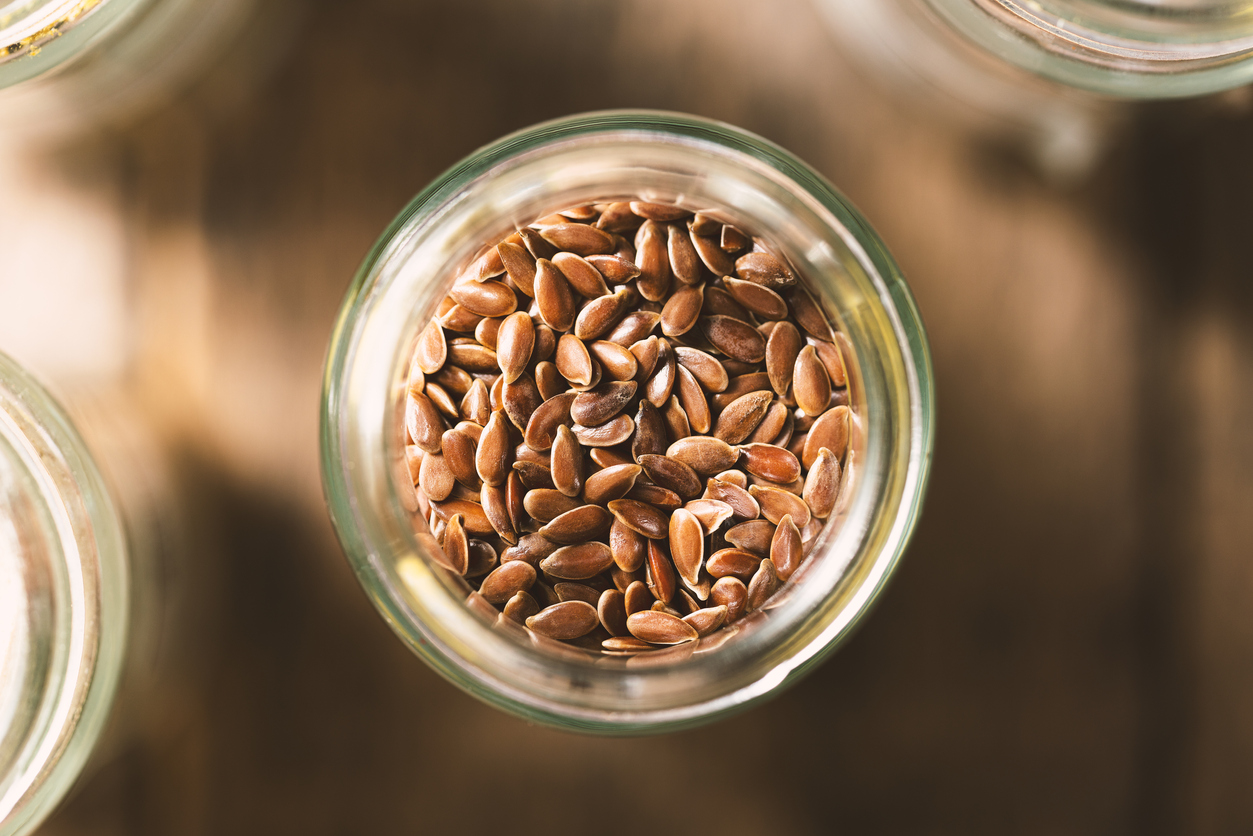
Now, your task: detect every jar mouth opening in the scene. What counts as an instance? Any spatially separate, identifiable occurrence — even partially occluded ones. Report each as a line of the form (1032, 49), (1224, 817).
(322, 111), (934, 730)
(0, 0), (107, 64)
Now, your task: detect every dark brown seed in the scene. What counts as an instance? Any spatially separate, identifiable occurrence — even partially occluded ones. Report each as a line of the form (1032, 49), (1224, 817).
(553, 252), (610, 299)
(632, 400), (667, 461)
(539, 505), (613, 544)
(645, 338), (677, 407)
(674, 365), (711, 434)
(475, 410), (511, 487)
(407, 392), (447, 454)
(683, 606), (728, 637)
(442, 513), (470, 574)
(442, 429), (481, 489)
(501, 532), (559, 566)
(495, 311), (534, 383)
(702, 315), (766, 363)
(660, 282), (704, 337)
(793, 345), (831, 417)
(726, 519), (776, 556)
(635, 220), (672, 301)
(662, 395), (691, 443)
(771, 514), (803, 581)
(418, 452), (455, 502)
(498, 242), (538, 296)
(669, 508), (704, 587)
(749, 485), (811, 527)
(624, 581), (653, 616)
(666, 436), (739, 475)
(506, 470), (526, 534)
(584, 463), (642, 505)
(627, 611), (696, 644)
(598, 589), (630, 637)
(585, 253), (641, 282)
(523, 392), (576, 454)
(551, 425), (583, 498)
(540, 542), (614, 580)
(706, 548), (762, 581)
(735, 251), (797, 290)
(607, 498), (669, 539)
(740, 443), (801, 484)
(713, 390), (773, 444)
(522, 489), (581, 524)
(530, 581), (561, 610)
(691, 230), (735, 276)
(571, 380), (637, 426)
(513, 460), (556, 491)
(789, 285), (834, 341)
(526, 601), (600, 640)
(415, 319), (447, 375)
(480, 483), (517, 544)
(746, 558), (779, 612)
(480, 559), (536, 603)
(638, 454), (702, 501)
(723, 277), (788, 320)
(450, 279), (517, 318)
(503, 591), (540, 624)
(645, 540), (677, 604)
(627, 484), (683, 511)
(606, 310), (661, 347)
(685, 498), (734, 533)
(711, 577), (748, 622)
(610, 518), (647, 571)
(674, 347), (728, 393)
(667, 223), (704, 284)
(803, 405), (850, 468)
(803, 448), (841, 519)
(572, 414), (635, 447)
(534, 258), (576, 332)
(539, 223), (615, 256)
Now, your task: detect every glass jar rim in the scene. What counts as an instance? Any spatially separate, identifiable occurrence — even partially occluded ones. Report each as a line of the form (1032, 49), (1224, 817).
(0, 0), (144, 88)
(321, 110), (935, 732)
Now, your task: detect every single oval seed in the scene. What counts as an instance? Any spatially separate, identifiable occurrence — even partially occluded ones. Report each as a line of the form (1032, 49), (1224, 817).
(803, 405), (850, 468)
(669, 508), (705, 587)
(789, 284), (834, 341)
(538, 223), (615, 256)
(551, 425), (584, 498)
(682, 605), (728, 637)
(513, 460), (556, 491)
(607, 498), (669, 539)
(585, 253), (642, 282)
(597, 589), (630, 637)
(635, 220), (672, 301)
(495, 311), (534, 383)
(526, 601), (600, 640)
(610, 518), (647, 571)
(479, 560), (537, 603)
(793, 345), (832, 417)
(723, 276), (788, 320)
(706, 548), (762, 581)
(539, 505), (613, 544)
(627, 484), (683, 511)
(702, 315), (766, 363)
(624, 581), (653, 616)
(501, 532), (560, 567)
(749, 485), (812, 528)
(480, 483), (517, 545)
(418, 451), (455, 502)
(638, 454), (702, 501)
(498, 242), (538, 296)
(668, 222), (704, 284)
(660, 282), (705, 337)
(726, 519), (776, 556)
(711, 577), (748, 623)
(666, 436), (739, 475)
(503, 590), (540, 624)
(646, 540), (677, 604)
(475, 410), (511, 487)
(771, 514), (803, 581)
(584, 464), (642, 506)
(589, 340), (638, 381)
(735, 251), (797, 290)
(571, 380), (638, 426)
(555, 333), (594, 387)
(540, 542), (615, 580)
(626, 611), (697, 645)
(442, 513), (470, 574)
(576, 287), (637, 341)
(645, 338), (677, 407)
(606, 310), (661, 347)
(740, 443), (802, 484)
(765, 321), (804, 397)
(674, 346), (729, 393)
(706, 479), (762, 520)
(674, 365), (711, 434)
(534, 258), (576, 332)
(449, 279), (518, 318)
(407, 391), (447, 454)
(442, 428), (481, 489)
(572, 414), (635, 447)
(713, 390), (774, 444)
(691, 230), (735, 276)
(415, 319), (447, 375)
(803, 447), (842, 520)
(523, 392), (577, 452)
(746, 558), (779, 612)
(522, 489), (582, 524)
(552, 252), (610, 298)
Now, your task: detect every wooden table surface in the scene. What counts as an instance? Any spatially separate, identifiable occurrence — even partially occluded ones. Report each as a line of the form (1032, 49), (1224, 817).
(6, 0), (1253, 833)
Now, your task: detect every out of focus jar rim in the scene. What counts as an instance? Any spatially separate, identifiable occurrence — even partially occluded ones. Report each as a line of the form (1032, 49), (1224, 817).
(0, 0), (146, 88)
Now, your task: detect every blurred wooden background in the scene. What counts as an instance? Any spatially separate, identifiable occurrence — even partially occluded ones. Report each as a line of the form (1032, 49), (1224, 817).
(6, 0), (1253, 833)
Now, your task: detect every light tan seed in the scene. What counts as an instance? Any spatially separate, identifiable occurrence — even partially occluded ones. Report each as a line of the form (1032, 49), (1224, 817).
(660, 282), (704, 337)
(534, 258), (576, 332)
(674, 365), (711, 434)
(789, 285), (834, 341)
(711, 577), (748, 623)
(669, 508), (705, 587)
(415, 319), (447, 375)
(740, 443), (801, 484)
(522, 489), (581, 524)
(534, 361), (566, 401)
(624, 581), (653, 616)
(691, 230), (735, 276)
(645, 540), (677, 604)
(539, 505), (613, 544)
(702, 315), (766, 363)
(503, 591), (540, 624)
(803, 405), (850, 468)
(627, 484), (683, 511)
(441, 513), (470, 574)
(540, 542), (614, 580)
(635, 220), (672, 301)
(523, 391), (576, 451)
(713, 390), (774, 444)
(627, 611), (697, 644)
(584, 464), (642, 506)
(706, 548), (762, 581)
(607, 498), (669, 539)
(667, 223), (704, 284)
(721, 225), (749, 253)
(418, 452), (455, 502)
(735, 251), (797, 290)
(571, 380), (638, 426)
(498, 242), (538, 296)
(606, 310), (661, 347)
(771, 514), (803, 581)
(438, 303), (483, 333)
(552, 252), (610, 298)
(726, 519), (776, 556)
(480, 559), (536, 603)
(803, 447), (841, 519)
(746, 558), (779, 612)
(585, 253), (641, 283)
(663, 394), (691, 443)
(674, 346), (729, 393)
(597, 589), (630, 637)
(471, 418), (508, 489)
(666, 436), (739, 475)
(685, 499), (734, 533)
(645, 338), (676, 407)
(539, 223), (615, 256)
(407, 391), (447, 453)
(682, 606), (728, 637)
(749, 485), (811, 527)
(638, 454), (702, 501)
(723, 276), (788, 320)
(610, 517), (647, 572)
(495, 311), (534, 384)
(449, 279), (517, 318)
(526, 600), (600, 640)
(551, 425), (583, 498)
(793, 345), (831, 417)
(441, 428), (481, 489)
(572, 414), (634, 447)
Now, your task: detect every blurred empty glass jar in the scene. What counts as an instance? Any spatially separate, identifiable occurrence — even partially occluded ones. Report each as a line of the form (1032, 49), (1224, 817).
(321, 111), (934, 733)
(0, 0), (257, 136)
(0, 351), (128, 836)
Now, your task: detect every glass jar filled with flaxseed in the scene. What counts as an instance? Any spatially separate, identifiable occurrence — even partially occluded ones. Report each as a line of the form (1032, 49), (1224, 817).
(0, 351), (128, 836)
(321, 111), (934, 733)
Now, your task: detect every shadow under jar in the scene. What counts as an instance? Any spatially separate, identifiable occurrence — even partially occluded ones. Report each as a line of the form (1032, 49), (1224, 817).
(321, 111), (934, 734)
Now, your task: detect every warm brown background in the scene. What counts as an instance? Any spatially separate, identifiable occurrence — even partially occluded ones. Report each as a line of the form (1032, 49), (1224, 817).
(13, 0), (1253, 833)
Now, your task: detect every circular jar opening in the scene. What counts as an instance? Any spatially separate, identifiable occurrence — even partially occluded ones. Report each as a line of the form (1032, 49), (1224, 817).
(927, 0), (1253, 96)
(321, 111), (934, 733)
(0, 351), (128, 836)
(0, 0), (146, 89)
